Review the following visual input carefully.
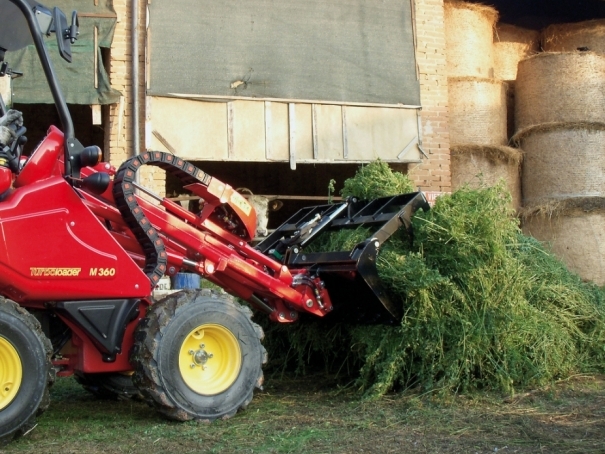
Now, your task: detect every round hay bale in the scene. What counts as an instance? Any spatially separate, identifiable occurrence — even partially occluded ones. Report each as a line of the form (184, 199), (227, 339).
(493, 23), (540, 81)
(542, 19), (605, 54)
(444, 0), (498, 77)
(519, 124), (605, 207)
(448, 77), (508, 146)
(451, 145), (522, 210)
(521, 198), (605, 285)
(515, 52), (605, 132)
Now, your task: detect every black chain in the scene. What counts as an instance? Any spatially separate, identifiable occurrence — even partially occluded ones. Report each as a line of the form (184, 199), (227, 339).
(112, 151), (211, 288)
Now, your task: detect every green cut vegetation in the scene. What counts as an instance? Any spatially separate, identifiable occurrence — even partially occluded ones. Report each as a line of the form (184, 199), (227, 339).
(259, 161), (605, 398)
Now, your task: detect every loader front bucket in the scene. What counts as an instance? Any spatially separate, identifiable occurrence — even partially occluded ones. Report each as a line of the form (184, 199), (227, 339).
(256, 192), (430, 324)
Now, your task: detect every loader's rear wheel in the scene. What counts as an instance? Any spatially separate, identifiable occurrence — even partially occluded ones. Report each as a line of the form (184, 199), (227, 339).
(75, 372), (141, 400)
(131, 290), (266, 422)
(0, 299), (54, 446)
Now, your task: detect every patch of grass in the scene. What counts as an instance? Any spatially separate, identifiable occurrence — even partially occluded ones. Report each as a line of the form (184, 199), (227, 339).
(2, 375), (604, 453)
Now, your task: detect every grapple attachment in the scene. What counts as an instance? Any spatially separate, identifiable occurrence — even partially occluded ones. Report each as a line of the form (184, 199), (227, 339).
(256, 192), (430, 324)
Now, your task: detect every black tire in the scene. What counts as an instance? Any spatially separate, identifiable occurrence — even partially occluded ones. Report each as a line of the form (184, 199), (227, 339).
(74, 372), (141, 400)
(0, 299), (54, 446)
(131, 289), (266, 421)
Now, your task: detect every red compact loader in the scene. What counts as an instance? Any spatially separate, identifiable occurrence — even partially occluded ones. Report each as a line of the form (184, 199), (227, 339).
(0, 0), (429, 445)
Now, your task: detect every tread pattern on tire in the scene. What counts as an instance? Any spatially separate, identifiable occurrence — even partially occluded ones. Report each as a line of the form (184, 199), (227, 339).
(130, 289), (266, 422)
(0, 298), (55, 447)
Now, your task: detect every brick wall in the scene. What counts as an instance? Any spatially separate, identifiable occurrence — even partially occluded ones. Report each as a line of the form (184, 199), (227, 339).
(106, 0), (449, 195)
(408, 0), (451, 192)
(107, 0), (165, 195)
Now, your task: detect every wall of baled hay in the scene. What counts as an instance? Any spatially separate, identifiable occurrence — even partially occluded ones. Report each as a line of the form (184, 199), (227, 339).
(522, 200), (605, 285)
(542, 19), (605, 54)
(493, 24), (540, 81)
(518, 126), (605, 206)
(448, 77), (508, 146)
(451, 145), (522, 210)
(515, 52), (605, 132)
(444, 0), (498, 77)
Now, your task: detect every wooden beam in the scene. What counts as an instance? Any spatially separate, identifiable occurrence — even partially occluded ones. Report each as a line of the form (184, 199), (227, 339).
(92, 104), (102, 125)
(93, 26), (98, 89)
(288, 103), (296, 170)
(166, 93), (422, 110)
(227, 102), (235, 158)
(341, 105), (348, 159)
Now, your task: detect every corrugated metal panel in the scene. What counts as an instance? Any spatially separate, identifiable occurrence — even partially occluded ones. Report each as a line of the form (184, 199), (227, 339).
(344, 107), (419, 161)
(291, 103), (314, 163)
(148, 96), (421, 163)
(230, 101), (266, 161)
(148, 97), (228, 160)
(264, 101), (289, 161)
(314, 104), (344, 161)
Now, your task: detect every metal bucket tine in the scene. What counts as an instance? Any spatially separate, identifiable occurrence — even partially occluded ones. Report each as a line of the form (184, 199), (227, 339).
(256, 192), (430, 323)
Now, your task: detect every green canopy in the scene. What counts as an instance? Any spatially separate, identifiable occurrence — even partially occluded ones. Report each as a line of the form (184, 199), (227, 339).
(8, 4), (121, 105)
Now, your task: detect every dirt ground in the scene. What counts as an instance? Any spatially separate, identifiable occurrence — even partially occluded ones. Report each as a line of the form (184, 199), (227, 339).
(1, 374), (604, 453)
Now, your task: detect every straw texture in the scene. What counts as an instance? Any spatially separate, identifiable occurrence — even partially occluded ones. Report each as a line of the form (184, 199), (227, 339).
(515, 52), (605, 132)
(448, 77), (508, 146)
(444, 0), (498, 77)
(493, 24), (540, 81)
(543, 19), (605, 54)
(451, 145), (522, 210)
(520, 125), (605, 206)
(522, 198), (605, 285)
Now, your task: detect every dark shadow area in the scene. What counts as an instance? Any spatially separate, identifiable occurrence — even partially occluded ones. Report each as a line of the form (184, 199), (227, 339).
(14, 103), (105, 157)
(472, 0), (605, 28)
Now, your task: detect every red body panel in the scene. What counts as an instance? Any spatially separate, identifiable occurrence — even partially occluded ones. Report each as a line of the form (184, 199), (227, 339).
(54, 300), (150, 375)
(1, 125), (332, 375)
(0, 176), (149, 302)
(0, 167), (12, 194)
(14, 126), (64, 188)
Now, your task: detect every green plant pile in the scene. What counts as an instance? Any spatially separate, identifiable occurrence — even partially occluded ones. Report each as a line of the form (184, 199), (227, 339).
(259, 161), (605, 397)
(340, 160), (416, 199)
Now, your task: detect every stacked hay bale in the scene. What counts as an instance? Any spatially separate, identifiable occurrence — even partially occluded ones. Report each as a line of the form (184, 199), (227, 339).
(450, 145), (522, 209)
(444, 0), (496, 78)
(445, 1), (522, 210)
(515, 51), (605, 284)
(493, 24), (540, 139)
(542, 19), (605, 54)
(522, 199), (605, 285)
(448, 77), (507, 146)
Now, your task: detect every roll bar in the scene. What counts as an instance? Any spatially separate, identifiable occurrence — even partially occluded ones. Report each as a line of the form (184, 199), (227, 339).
(8, 0), (79, 177)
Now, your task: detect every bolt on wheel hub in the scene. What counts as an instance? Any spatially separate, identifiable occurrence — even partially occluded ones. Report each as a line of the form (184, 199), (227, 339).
(188, 344), (214, 369)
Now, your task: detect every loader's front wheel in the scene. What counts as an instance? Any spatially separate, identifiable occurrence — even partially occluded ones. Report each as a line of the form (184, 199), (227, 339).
(0, 299), (54, 446)
(131, 290), (266, 421)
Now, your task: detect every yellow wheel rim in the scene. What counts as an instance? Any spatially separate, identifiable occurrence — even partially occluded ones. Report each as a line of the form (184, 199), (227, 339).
(0, 336), (23, 411)
(178, 324), (241, 396)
